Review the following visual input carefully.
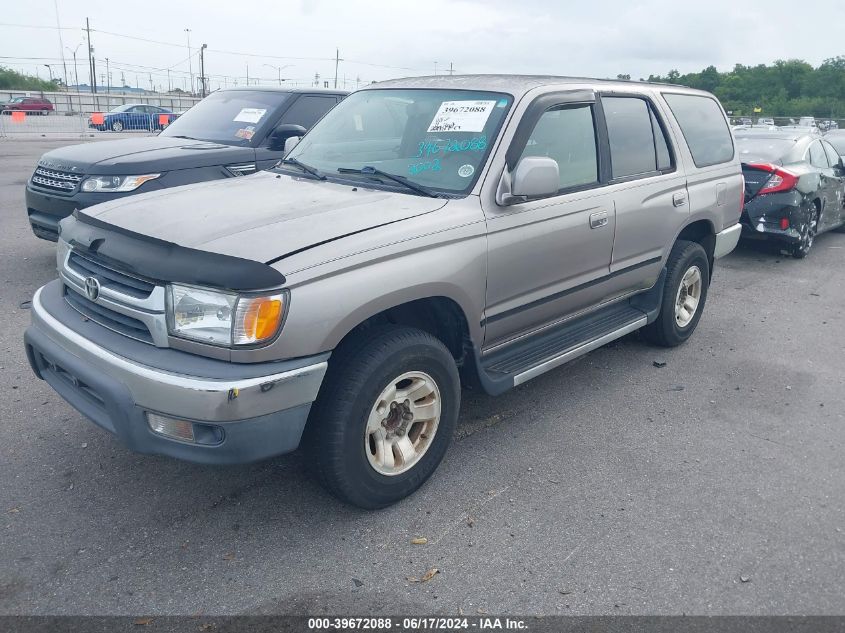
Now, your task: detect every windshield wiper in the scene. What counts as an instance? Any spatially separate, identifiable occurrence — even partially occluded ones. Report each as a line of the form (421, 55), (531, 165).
(337, 165), (440, 198)
(279, 157), (326, 180)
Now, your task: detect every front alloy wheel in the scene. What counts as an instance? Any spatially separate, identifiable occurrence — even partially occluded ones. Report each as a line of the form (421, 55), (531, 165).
(305, 326), (460, 509)
(111, 119), (124, 132)
(365, 371), (442, 476)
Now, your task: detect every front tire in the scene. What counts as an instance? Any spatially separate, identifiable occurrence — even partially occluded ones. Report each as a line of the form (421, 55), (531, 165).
(110, 120), (124, 132)
(304, 326), (460, 509)
(641, 240), (710, 347)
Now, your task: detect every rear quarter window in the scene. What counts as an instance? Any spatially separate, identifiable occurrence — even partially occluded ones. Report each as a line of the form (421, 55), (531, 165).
(662, 93), (734, 168)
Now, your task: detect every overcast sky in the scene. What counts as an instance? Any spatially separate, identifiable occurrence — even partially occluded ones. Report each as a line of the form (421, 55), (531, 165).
(1, 0), (840, 92)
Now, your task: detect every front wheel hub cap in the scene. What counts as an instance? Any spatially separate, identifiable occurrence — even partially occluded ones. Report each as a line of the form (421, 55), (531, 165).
(365, 371), (442, 476)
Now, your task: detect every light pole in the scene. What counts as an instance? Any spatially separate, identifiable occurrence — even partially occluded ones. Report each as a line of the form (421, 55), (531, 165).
(263, 64), (291, 86)
(184, 28), (193, 95)
(105, 57), (110, 93)
(65, 44), (81, 90)
(43, 64), (54, 83)
(199, 43), (208, 97)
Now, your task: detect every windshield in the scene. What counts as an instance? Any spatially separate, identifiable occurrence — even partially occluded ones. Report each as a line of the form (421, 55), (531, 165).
(736, 137), (796, 162)
(160, 90), (291, 145)
(284, 88), (513, 194)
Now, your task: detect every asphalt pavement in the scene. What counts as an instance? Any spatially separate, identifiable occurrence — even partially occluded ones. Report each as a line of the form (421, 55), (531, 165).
(1, 138), (843, 616)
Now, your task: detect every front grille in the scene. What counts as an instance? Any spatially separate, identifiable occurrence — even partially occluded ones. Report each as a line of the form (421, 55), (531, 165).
(64, 287), (154, 344)
(68, 251), (155, 299)
(30, 166), (83, 194)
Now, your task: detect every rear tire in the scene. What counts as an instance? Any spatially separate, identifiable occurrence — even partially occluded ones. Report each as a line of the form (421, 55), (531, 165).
(641, 240), (710, 348)
(791, 205), (819, 259)
(304, 326), (460, 509)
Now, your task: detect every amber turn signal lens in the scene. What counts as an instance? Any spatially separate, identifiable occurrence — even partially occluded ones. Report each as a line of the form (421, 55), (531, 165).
(233, 295), (285, 345)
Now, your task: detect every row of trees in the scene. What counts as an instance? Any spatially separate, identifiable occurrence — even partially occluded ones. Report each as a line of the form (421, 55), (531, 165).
(642, 58), (845, 119)
(0, 67), (56, 91)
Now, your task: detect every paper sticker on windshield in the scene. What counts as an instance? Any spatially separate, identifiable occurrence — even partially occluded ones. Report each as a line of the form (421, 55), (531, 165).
(427, 100), (496, 133)
(233, 108), (267, 124)
(235, 126), (255, 140)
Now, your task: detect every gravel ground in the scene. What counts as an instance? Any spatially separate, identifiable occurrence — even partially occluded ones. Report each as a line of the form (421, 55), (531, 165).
(1, 138), (843, 616)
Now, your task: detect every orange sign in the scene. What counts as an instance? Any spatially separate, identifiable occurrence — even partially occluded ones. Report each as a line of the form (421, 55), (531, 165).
(10, 111), (25, 123)
(91, 112), (105, 125)
(158, 113), (169, 127)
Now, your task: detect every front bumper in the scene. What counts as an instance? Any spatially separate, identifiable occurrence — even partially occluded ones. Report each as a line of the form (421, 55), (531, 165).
(24, 282), (329, 464)
(713, 222), (742, 259)
(25, 185), (160, 242)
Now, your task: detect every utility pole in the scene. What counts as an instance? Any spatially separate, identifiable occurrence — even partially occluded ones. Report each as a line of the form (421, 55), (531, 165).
(105, 57), (110, 93)
(199, 44), (207, 97)
(449, 62), (454, 75)
(85, 18), (96, 95)
(184, 28), (193, 95)
(334, 48), (343, 89)
(166, 68), (171, 93)
(246, 62), (250, 86)
(314, 72), (320, 87)
(149, 73), (154, 92)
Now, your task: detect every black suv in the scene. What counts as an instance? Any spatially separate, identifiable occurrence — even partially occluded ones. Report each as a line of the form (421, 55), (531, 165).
(25, 87), (347, 241)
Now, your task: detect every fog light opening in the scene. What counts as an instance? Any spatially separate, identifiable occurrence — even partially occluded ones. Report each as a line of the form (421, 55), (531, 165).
(780, 217), (790, 230)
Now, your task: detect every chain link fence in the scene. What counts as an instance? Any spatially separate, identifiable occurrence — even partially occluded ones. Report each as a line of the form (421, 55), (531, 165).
(0, 89), (201, 138)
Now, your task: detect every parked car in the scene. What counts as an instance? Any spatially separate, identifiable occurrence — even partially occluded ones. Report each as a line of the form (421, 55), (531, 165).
(757, 117), (774, 126)
(26, 87), (347, 240)
(88, 103), (177, 132)
(24, 75), (742, 508)
(1, 96), (54, 115)
(798, 116), (818, 129)
(735, 130), (845, 257)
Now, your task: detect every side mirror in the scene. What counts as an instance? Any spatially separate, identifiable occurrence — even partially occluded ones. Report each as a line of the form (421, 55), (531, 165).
(834, 158), (845, 177)
(284, 136), (300, 154)
(511, 156), (560, 199)
(269, 124), (306, 150)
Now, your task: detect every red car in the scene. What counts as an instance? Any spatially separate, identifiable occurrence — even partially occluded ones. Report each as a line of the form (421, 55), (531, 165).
(1, 97), (54, 115)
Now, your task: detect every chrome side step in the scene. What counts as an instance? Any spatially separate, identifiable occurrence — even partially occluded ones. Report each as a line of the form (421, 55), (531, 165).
(512, 316), (646, 385)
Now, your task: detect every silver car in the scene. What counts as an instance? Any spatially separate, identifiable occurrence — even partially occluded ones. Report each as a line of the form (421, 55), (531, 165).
(25, 75), (743, 508)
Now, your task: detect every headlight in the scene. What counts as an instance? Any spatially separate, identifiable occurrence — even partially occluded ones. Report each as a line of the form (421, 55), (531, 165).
(166, 283), (286, 347)
(80, 173), (160, 192)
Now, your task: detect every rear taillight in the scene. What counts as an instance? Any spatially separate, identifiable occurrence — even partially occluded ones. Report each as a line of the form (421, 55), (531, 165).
(747, 163), (799, 194)
(739, 175), (745, 215)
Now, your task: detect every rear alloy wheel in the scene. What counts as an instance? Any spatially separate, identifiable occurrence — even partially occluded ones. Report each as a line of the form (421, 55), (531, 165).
(304, 326), (460, 509)
(791, 206), (819, 259)
(111, 120), (124, 132)
(641, 239), (710, 347)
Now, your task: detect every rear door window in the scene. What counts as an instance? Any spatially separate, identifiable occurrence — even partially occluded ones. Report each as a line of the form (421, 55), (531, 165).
(603, 96), (674, 178)
(517, 104), (599, 191)
(662, 93), (734, 167)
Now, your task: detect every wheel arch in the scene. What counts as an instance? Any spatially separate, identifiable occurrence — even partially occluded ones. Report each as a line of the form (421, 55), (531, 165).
(674, 218), (717, 276)
(326, 290), (478, 372)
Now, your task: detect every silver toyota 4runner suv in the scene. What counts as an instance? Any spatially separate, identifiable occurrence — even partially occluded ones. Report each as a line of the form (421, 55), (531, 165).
(25, 76), (742, 508)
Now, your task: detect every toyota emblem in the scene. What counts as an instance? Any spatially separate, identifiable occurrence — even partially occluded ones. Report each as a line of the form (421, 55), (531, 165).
(84, 277), (101, 302)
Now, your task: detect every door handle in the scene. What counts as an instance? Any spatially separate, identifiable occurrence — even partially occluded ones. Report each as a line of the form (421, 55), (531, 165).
(589, 211), (608, 229)
(673, 191), (687, 207)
